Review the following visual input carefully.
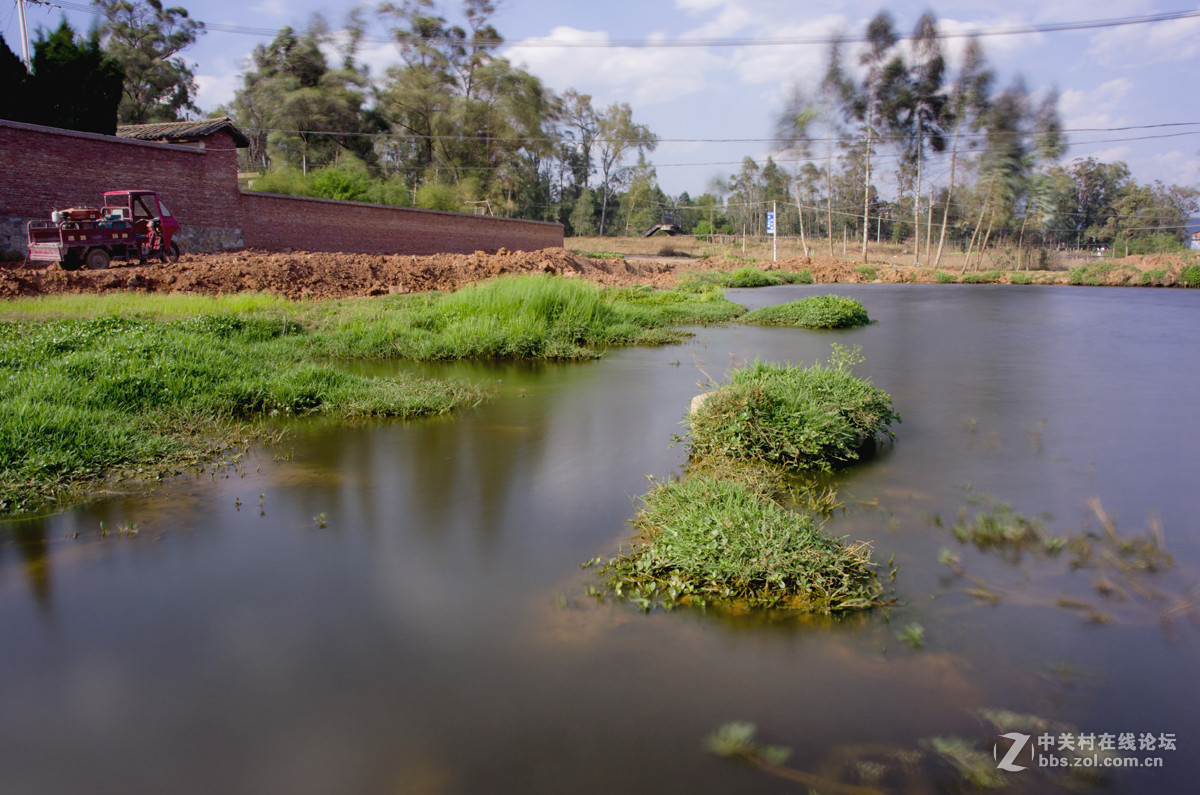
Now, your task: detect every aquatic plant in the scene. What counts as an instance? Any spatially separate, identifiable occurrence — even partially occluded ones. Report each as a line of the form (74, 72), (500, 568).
(687, 350), (898, 471)
(740, 295), (870, 329)
(595, 474), (883, 612)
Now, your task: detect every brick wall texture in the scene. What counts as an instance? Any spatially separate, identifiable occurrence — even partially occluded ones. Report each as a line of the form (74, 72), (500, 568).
(1, 119), (563, 256)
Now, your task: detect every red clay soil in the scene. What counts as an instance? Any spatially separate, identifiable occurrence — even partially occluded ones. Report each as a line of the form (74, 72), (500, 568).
(0, 248), (1193, 300)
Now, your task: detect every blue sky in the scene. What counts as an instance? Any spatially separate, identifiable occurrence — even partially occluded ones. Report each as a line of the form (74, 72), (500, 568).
(6, 0), (1199, 197)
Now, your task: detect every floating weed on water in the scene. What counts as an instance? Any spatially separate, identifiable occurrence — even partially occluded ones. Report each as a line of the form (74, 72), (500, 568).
(313, 512), (327, 528)
(897, 622), (925, 648)
(921, 737), (1006, 789)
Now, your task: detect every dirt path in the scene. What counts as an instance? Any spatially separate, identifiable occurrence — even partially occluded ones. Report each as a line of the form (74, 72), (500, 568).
(1, 248), (1193, 300)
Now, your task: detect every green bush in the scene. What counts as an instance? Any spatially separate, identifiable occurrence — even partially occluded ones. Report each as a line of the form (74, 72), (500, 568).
(1009, 272), (1033, 285)
(741, 295), (869, 329)
(688, 353), (898, 471)
(935, 270), (957, 284)
(414, 182), (460, 211)
(855, 265), (878, 281)
(1180, 264), (1200, 287)
(961, 270), (1002, 284)
(1140, 269), (1168, 286)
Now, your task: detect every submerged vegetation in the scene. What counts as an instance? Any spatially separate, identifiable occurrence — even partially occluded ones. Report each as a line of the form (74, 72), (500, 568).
(740, 295), (870, 329)
(0, 276), (744, 515)
(593, 345), (896, 613)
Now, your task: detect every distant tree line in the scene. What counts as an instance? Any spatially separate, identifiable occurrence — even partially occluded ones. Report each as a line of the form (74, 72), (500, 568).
(1, 2), (1193, 254)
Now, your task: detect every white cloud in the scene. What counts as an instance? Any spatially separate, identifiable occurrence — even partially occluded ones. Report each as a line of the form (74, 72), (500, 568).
(250, 0), (288, 17)
(195, 60), (244, 111)
(1087, 12), (1200, 66)
(504, 27), (726, 107)
(1058, 78), (1134, 130)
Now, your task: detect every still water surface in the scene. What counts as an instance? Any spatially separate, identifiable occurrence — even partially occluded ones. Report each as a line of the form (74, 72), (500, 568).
(2, 285), (1198, 793)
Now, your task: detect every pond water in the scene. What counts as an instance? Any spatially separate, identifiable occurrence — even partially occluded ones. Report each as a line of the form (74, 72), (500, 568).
(2, 285), (1198, 793)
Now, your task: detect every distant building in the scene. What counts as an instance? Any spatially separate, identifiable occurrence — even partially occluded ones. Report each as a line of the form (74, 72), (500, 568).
(1192, 230), (1200, 251)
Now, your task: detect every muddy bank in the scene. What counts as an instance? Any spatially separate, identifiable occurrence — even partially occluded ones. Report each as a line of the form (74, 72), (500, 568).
(1, 248), (1194, 299)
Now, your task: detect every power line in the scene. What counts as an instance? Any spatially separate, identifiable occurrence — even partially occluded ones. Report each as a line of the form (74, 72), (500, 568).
(35, 2), (1200, 49)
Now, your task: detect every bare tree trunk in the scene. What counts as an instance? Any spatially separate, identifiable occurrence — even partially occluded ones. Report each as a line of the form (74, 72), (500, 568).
(925, 187), (934, 264)
(913, 130), (922, 262)
(792, 175), (808, 256)
(935, 120), (962, 270)
(826, 148), (835, 258)
(862, 94), (873, 261)
(962, 196), (989, 273)
(1017, 214), (1029, 270)
(979, 206), (998, 268)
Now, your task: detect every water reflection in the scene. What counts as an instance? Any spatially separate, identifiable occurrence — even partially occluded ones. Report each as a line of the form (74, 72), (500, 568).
(1, 286), (1198, 793)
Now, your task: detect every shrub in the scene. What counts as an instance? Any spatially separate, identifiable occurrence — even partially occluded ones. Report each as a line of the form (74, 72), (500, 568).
(1140, 269), (1168, 286)
(855, 265), (878, 281)
(741, 295), (869, 329)
(935, 270), (957, 284)
(688, 352), (898, 471)
(414, 182), (460, 211)
(1181, 264), (1200, 287)
(1009, 272), (1033, 285)
(961, 270), (1002, 284)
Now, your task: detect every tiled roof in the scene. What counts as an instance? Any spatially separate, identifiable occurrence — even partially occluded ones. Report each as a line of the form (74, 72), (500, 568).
(116, 118), (250, 148)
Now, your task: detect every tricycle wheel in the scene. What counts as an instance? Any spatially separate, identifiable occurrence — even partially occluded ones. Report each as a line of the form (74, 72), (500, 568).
(85, 248), (111, 270)
(62, 250), (83, 271)
(160, 242), (181, 264)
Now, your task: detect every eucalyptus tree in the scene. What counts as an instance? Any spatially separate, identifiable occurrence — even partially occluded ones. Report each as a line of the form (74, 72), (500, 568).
(895, 11), (947, 262)
(933, 36), (992, 269)
(774, 86), (819, 253)
(594, 102), (656, 235)
(93, 0), (205, 124)
(230, 22), (376, 175)
(825, 12), (902, 259)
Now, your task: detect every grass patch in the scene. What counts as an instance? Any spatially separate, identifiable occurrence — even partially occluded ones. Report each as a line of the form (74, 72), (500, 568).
(2, 275), (745, 515)
(0, 313), (487, 514)
(591, 474), (882, 611)
(687, 346), (898, 472)
(1139, 269), (1168, 286)
(855, 265), (878, 281)
(1008, 271), (1034, 285)
(580, 251), (625, 260)
(935, 270), (957, 284)
(960, 270), (1002, 284)
(740, 294), (869, 329)
(674, 266), (796, 292)
(1180, 263), (1200, 287)
(298, 275), (744, 360)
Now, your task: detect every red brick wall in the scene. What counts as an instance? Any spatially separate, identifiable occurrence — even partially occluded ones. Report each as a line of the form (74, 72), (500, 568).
(241, 192), (562, 254)
(1, 119), (563, 256)
(0, 119), (241, 231)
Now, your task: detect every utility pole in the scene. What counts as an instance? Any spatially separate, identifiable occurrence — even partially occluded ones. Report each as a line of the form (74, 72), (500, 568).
(17, 0), (32, 68)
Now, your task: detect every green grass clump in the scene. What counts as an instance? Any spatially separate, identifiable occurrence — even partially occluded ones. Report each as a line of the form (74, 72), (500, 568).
(855, 265), (878, 281)
(594, 474), (882, 611)
(0, 313), (486, 514)
(960, 270), (1002, 284)
(688, 349), (898, 471)
(301, 275), (744, 360)
(582, 251), (625, 260)
(1180, 263), (1200, 287)
(1140, 269), (1168, 286)
(674, 266), (810, 292)
(740, 295), (869, 329)
(935, 270), (957, 284)
(1008, 272), (1034, 285)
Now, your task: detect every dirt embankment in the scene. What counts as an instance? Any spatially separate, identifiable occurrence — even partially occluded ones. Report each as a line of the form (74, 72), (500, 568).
(1, 248), (1194, 300)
